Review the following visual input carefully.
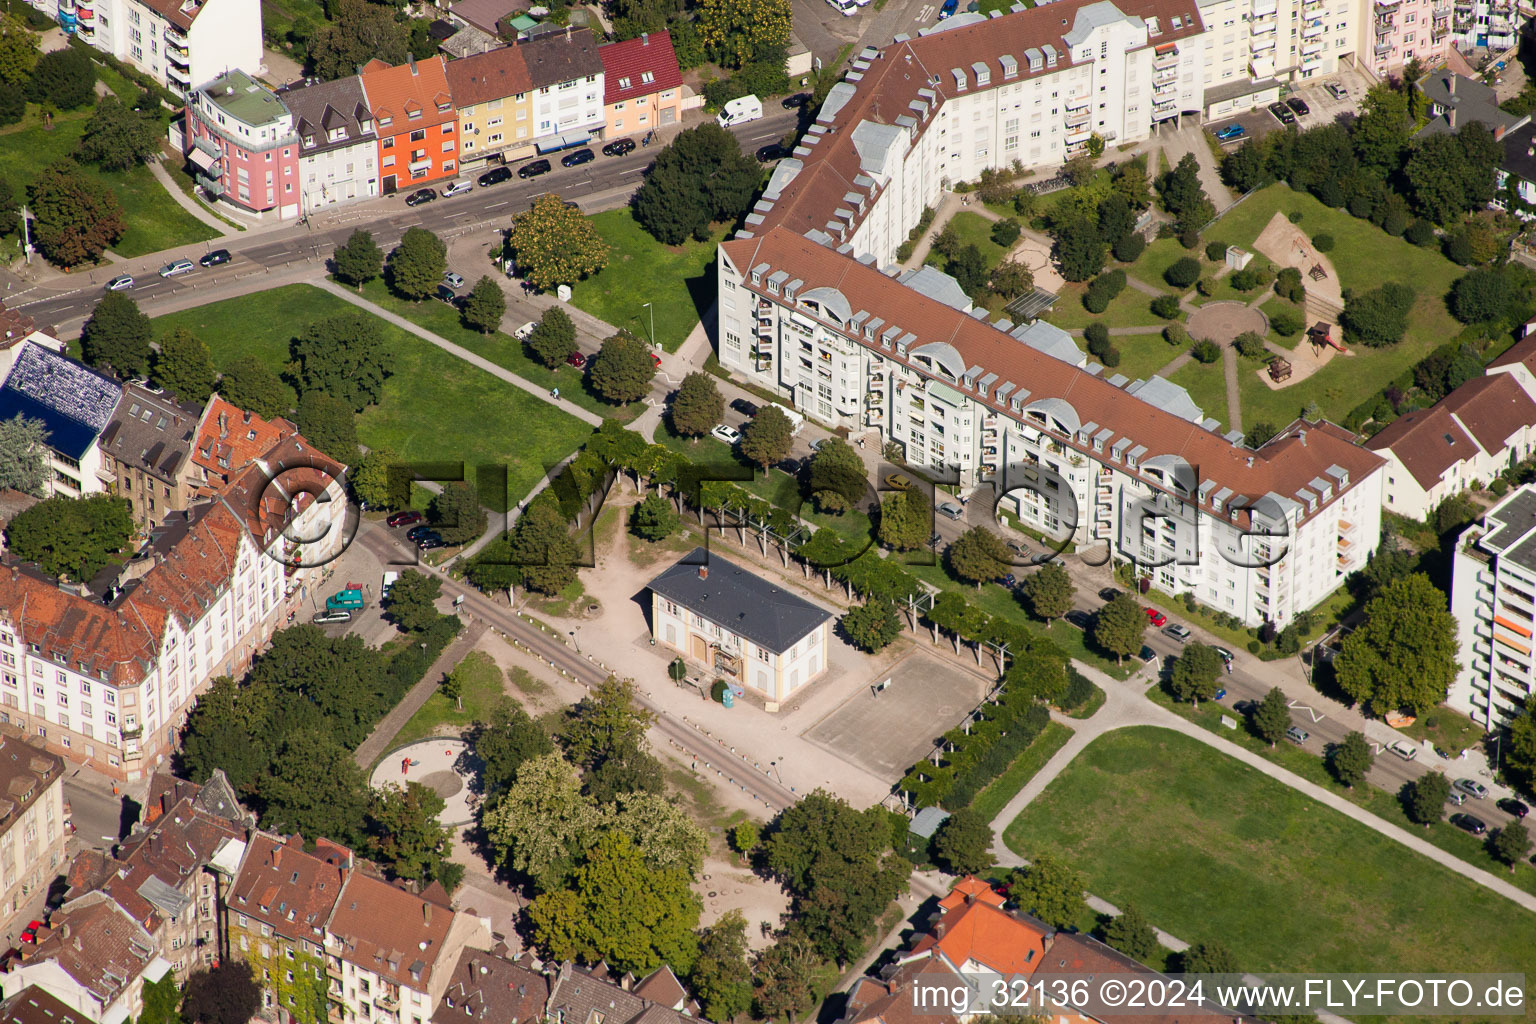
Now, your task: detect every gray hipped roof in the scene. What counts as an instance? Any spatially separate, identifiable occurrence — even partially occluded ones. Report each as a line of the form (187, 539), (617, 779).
(648, 548), (833, 655)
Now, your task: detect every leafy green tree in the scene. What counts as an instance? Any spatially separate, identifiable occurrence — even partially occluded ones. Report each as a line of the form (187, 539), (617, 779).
(182, 962), (262, 1024)
(1053, 215), (1107, 282)
(697, 0), (790, 67)
(990, 259), (1034, 299)
(731, 821), (761, 855)
(0, 15), (39, 90)
(931, 807), (993, 876)
(878, 488), (928, 551)
(1091, 593), (1145, 664)
(81, 291), (151, 378)
(807, 437), (867, 514)
(633, 124), (761, 244)
(589, 330), (655, 404)
(1168, 643), (1223, 706)
(1157, 153), (1212, 227)
(75, 98), (160, 171)
(753, 933), (819, 1022)
(1007, 853), (1085, 928)
(841, 601), (903, 653)
(1405, 123), (1502, 224)
(1450, 266), (1520, 325)
(1251, 686), (1291, 746)
(333, 228), (384, 289)
(562, 676), (660, 800)
(1406, 770), (1451, 826)
(1352, 84), (1412, 175)
(27, 160), (126, 267)
(294, 391), (359, 465)
(257, 727), (371, 846)
(307, 0), (409, 80)
(458, 275), (506, 334)
(526, 306), (577, 368)
(0, 415), (49, 496)
(153, 326), (217, 403)
(948, 526), (1010, 588)
(508, 490), (579, 596)
(484, 752), (600, 885)
(175, 676), (271, 790)
(136, 972), (180, 1024)
(292, 311), (393, 410)
(385, 570), (441, 632)
(27, 47), (94, 109)
(1180, 942), (1238, 974)
(1243, 420), (1278, 448)
(1233, 331), (1267, 359)
(508, 194), (608, 290)
(947, 244), (989, 299)
(1328, 730), (1374, 789)
(630, 493), (679, 541)
(1165, 256), (1201, 288)
(1508, 706), (1536, 793)
(671, 372), (723, 437)
(1101, 904), (1160, 964)
(1340, 282), (1416, 348)
(1334, 573), (1457, 716)
(218, 355), (295, 419)
(1491, 823), (1531, 871)
(366, 781), (462, 890)
(472, 697), (553, 796)
(387, 226), (448, 301)
(350, 447), (397, 510)
(739, 405), (793, 470)
(692, 910), (754, 1023)
(1022, 563), (1073, 620)
(430, 479), (485, 545)
(6, 494), (132, 581)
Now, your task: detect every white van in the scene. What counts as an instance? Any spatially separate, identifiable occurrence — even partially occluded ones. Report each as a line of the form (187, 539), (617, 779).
(827, 0), (858, 14)
(770, 403), (805, 435)
(1387, 740), (1418, 761)
(717, 95), (764, 128)
(382, 571), (399, 597)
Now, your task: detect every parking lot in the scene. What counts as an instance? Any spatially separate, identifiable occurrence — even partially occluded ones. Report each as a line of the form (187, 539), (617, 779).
(1205, 70), (1371, 148)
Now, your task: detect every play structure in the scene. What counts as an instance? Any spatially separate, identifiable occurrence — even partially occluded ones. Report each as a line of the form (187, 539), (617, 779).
(1307, 322), (1347, 353)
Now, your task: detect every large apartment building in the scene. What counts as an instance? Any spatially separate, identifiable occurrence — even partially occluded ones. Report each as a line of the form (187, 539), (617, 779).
(1451, 485), (1536, 727)
(98, 383), (205, 529)
(0, 727), (65, 945)
(0, 342), (117, 500)
(277, 76), (382, 216)
(360, 55), (460, 194)
(1197, 0), (1357, 116)
(185, 70), (302, 221)
(519, 28), (606, 154)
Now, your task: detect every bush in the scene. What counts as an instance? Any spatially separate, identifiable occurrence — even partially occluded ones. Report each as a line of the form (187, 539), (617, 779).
(1084, 322), (1110, 352)
(1312, 232), (1335, 252)
(1164, 256), (1201, 288)
(1101, 345), (1121, 367)
(1196, 277), (1217, 296)
(1151, 294), (1182, 319)
(1163, 323), (1190, 347)
(1057, 668), (1096, 712)
(1205, 239), (1228, 262)
(1233, 331), (1267, 358)
(1288, 210), (1303, 223)
(1179, 226), (1201, 249)
(1231, 263), (1273, 292)
(938, 705), (1052, 811)
(1084, 270), (1126, 313)
(895, 239), (916, 263)
(1191, 339), (1221, 363)
(1274, 266), (1304, 303)
(1248, 639), (1263, 653)
(991, 218), (1022, 246)
(1113, 232), (1146, 262)
(1269, 307), (1305, 336)
(1406, 219), (1437, 247)
(1381, 206), (1408, 237)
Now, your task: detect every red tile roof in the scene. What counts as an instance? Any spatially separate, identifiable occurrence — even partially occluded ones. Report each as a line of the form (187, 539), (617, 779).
(329, 871), (456, 991)
(23, 893), (157, 1004)
(599, 32), (682, 106)
(1366, 373), (1536, 489)
(445, 46), (533, 106)
(723, 228), (1383, 528)
(192, 396), (297, 487)
(910, 889), (1051, 976)
(360, 56), (457, 129)
(230, 833), (352, 940)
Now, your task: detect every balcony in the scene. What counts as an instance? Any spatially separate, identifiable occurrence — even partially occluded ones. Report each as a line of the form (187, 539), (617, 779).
(326, 959), (345, 980)
(1152, 46), (1179, 68)
(327, 1008), (345, 1024)
(1374, 41), (1392, 55)
(1251, 33), (1276, 51)
(164, 23), (187, 45)
(1064, 107), (1091, 128)
(197, 174), (224, 197)
(167, 63), (191, 85)
(1301, 19), (1324, 35)
(1154, 66), (1179, 84)
(377, 992), (400, 1012)
(1251, 16), (1277, 32)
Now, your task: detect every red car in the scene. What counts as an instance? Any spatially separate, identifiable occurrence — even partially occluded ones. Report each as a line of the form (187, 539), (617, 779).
(386, 510), (424, 528)
(20, 921), (42, 944)
(565, 351), (587, 369)
(1144, 607), (1167, 628)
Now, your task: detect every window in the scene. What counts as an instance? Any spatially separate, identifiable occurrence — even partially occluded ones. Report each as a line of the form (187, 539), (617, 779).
(410, 128), (426, 142)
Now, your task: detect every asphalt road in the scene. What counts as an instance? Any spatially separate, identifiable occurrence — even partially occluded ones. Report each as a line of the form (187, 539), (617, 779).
(13, 109), (802, 336)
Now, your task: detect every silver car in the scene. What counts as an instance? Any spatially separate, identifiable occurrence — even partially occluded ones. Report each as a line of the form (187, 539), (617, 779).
(105, 274), (135, 291)
(937, 501), (965, 521)
(443, 272), (466, 289)
(159, 259), (195, 278)
(1454, 778), (1488, 800)
(312, 608), (352, 625)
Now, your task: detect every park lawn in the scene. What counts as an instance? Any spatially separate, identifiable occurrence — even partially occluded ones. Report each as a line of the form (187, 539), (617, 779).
(569, 209), (724, 353)
(1166, 361), (1231, 431)
(384, 651), (509, 754)
(968, 720), (1073, 822)
(1191, 275), (1263, 307)
(352, 279), (635, 422)
(1099, 331), (1184, 383)
(0, 121), (217, 259)
(1125, 237), (1194, 293)
(932, 210), (1011, 270)
(152, 285), (593, 512)
(1260, 297), (1307, 350)
(1045, 285), (1173, 332)
(1004, 727), (1536, 978)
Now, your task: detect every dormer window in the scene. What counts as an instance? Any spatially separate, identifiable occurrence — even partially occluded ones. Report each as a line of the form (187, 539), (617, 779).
(641, 71), (654, 84)
(407, 108), (423, 120)
(302, 134), (315, 146)
(619, 77), (631, 89)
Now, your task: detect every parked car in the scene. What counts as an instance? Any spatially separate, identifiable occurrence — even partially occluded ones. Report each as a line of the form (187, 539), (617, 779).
(159, 259), (195, 278)
(730, 398), (759, 416)
(1138, 645), (1158, 665)
(1065, 609), (1092, 630)
(827, 0), (858, 16)
(1215, 124), (1246, 141)
(1268, 101), (1296, 125)
(885, 473), (912, 490)
(434, 284), (459, 304)
(1386, 740), (1419, 761)
(19, 922), (42, 944)
(105, 275), (135, 291)
(937, 501), (965, 521)
(1450, 813), (1488, 835)
(561, 148), (595, 168)
(1144, 607), (1168, 628)
(514, 321), (538, 340)
(387, 510), (424, 527)
(199, 248), (232, 267)
(602, 138), (636, 157)
(405, 188), (437, 206)
(406, 525), (435, 542)
(443, 271), (466, 289)
(808, 438), (830, 453)
(1163, 623), (1192, 642)
(1284, 96), (1311, 116)
(1324, 82), (1346, 100)
(416, 532), (446, 549)
(998, 573), (1018, 589)
(1285, 725), (1309, 745)
(1213, 688), (1227, 701)
(938, 0), (959, 16)
(312, 608), (353, 625)
(441, 180), (473, 198)
(783, 93), (811, 109)
(1234, 699), (1258, 716)
(711, 424), (742, 444)
(1454, 778), (1489, 800)
(478, 166), (514, 187)
(1447, 790), (1468, 807)
(518, 159), (552, 178)
(1498, 797), (1530, 818)
(565, 351), (587, 369)
(1099, 587), (1123, 602)
(1212, 645), (1234, 663)
(757, 143), (792, 162)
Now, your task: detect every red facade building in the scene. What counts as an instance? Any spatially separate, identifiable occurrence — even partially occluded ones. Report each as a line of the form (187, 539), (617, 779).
(359, 54), (460, 193)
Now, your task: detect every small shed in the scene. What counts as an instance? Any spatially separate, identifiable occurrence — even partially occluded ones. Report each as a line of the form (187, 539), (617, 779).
(1268, 356), (1292, 382)
(908, 806), (951, 855)
(1224, 245), (1253, 271)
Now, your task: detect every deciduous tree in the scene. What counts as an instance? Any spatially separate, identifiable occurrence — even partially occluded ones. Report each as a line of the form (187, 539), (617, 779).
(1329, 730), (1374, 789)
(507, 194), (608, 290)
(1251, 686), (1291, 746)
(1101, 904), (1160, 964)
(739, 405), (793, 470)
(218, 355), (294, 419)
(458, 274), (506, 334)
(350, 447), (397, 510)
(1091, 593), (1145, 664)
(27, 160), (125, 267)
(153, 326), (216, 403)
(630, 492), (679, 541)
(0, 415), (49, 496)
(633, 124), (761, 244)
(307, 0), (409, 80)
(1491, 823), (1531, 871)
(294, 391), (359, 464)
(697, 0), (790, 67)
(292, 311), (393, 410)
(385, 570), (441, 632)
(1405, 123), (1502, 224)
(333, 228), (383, 289)
(1007, 853), (1085, 928)
(671, 372), (723, 437)
(6, 494), (132, 581)
(81, 291), (151, 378)
(76, 98), (160, 171)
(526, 306), (577, 368)
(0, 15), (39, 90)
(753, 933), (819, 1022)
(387, 226), (448, 301)
(472, 697), (553, 796)
(589, 330), (655, 404)
(1341, 282), (1416, 347)
(692, 910), (753, 1023)
(1022, 563), (1073, 620)
(807, 437), (867, 514)
(1168, 643), (1223, 706)
(990, 259), (1034, 300)
(365, 781), (461, 890)
(27, 47), (94, 109)
(257, 727), (371, 846)
(182, 962), (262, 1024)
(878, 489), (928, 551)
(484, 752), (600, 886)
(841, 601), (903, 653)
(931, 807), (993, 876)
(1179, 942), (1238, 974)
(430, 479), (485, 545)
(1406, 770), (1450, 826)
(508, 490), (579, 596)
(948, 526), (1010, 588)
(1334, 573), (1457, 716)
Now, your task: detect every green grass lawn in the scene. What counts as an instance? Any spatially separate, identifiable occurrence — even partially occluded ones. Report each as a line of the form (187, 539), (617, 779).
(384, 650), (508, 754)
(1125, 237), (1197, 293)
(1259, 297), (1306, 350)
(1100, 331), (1185, 383)
(969, 720), (1073, 822)
(1166, 360), (1231, 431)
(929, 210), (1012, 271)
(1004, 727), (1536, 978)
(151, 285), (593, 511)
(0, 121), (217, 259)
(569, 209), (724, 353)
(1045, 285), (1174, 332)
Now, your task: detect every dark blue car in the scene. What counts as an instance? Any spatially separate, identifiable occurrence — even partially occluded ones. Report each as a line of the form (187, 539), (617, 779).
(938, 0), (958, 17)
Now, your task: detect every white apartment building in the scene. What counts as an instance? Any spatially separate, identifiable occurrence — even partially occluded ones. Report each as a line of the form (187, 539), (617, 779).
(1197, 0), (1356, 116)
(518, 28), (607, 152)
(276, 77), (381, 215)
(44, 0), (262, 100)
(1451, 485), (1536, 727)
(648, 548), (835, 707)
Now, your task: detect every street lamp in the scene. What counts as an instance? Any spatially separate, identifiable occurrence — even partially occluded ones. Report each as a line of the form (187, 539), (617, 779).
(641, 301), (655, 347)
(569, 627), (581, 653)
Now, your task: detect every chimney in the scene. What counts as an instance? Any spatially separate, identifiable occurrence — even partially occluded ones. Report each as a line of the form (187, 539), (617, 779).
(1448, 106), (1457, 128)
(424, 901), (432, 925)
(408, 53), (418, 74)
(566, 24), (572, 40)
(698, 565), (708, 580)
(1448, 75), (1457, 95)
(1298, 429), (1307, 446)
(1496, 124), (1507, 141)
(218, 411), (228, 438)
(271, 843), (282, 868)
(62, 923), (70, 940)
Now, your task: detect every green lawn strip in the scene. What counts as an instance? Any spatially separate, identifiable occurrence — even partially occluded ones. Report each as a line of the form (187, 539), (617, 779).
(1166, 361), (1230, 431)
(1004, 726), (1536, 979)
(1100, 331), (1184, 383)
(1125, 237), (1196, 293)
(161, 159), (246, 231)
(1395, 707), (1487, 756)
(152, 285), (593, 512)
(1146, 689), (1536, 899)
(968, 720), (1074, 822)
(1259, 297), (1306, 350)
(353, 279), (635, 422)
(1045, 285), (1173, 332)
(569, 209), (724, 353)
(1063, 679), (1106, 719)
(1192, 275), (1261, 307)
(382, 653), (508, 755)
(934, 210), (1010, 269)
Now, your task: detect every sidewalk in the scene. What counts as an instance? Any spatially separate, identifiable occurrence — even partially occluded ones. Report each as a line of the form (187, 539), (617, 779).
(146, 158), (246, 239)
(352, 619), (490, 768)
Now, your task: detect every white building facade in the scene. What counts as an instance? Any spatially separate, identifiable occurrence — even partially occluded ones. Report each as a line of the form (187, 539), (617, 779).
(1451, 485), (1536, 727)
(48, 0), (262, 100)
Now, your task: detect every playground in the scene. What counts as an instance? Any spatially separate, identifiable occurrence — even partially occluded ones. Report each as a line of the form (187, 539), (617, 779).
(369, 737), (477, 827)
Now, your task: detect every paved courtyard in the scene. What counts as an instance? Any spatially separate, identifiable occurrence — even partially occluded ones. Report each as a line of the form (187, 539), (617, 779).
(802, 648), (988, 781)
(1186, 300), (1267, 344)
(369, 738), (476, 826)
